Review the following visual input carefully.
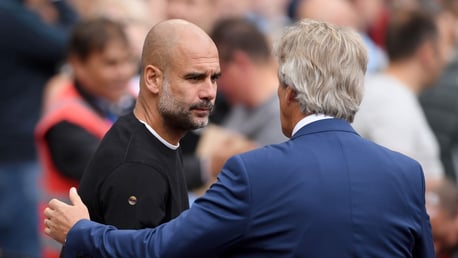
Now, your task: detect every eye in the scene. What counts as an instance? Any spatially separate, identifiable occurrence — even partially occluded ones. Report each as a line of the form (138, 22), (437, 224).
(211, 73), (221, 83)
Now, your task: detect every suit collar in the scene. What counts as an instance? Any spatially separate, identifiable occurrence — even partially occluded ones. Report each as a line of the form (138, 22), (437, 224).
(291, 118), (358, 140)
(292, 114), (334, 136)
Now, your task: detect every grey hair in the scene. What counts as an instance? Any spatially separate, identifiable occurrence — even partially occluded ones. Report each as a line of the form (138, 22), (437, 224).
(274, 19), (368, 122)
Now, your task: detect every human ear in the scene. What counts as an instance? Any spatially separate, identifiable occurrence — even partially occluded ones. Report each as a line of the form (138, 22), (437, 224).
(285, 86), (298, 104)
(68, 54), (85, 78)
(143, 65), (163, 94)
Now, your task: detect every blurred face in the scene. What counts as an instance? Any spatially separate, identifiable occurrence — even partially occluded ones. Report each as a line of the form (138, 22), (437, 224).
(430, 208), (458, 256)
(298, 0), (358, 27)
(422, 38), (447, 87)
(351, 0), (385, 29)
(166, 0), (218, 32)
(217, 60), (246, 105)
(158, 40), (220, 131)
(72, 40), (136, 102)
(426, 191), (458, 256)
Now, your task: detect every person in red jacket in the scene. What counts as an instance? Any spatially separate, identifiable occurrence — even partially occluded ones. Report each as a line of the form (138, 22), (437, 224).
(35, 17), (136, 257)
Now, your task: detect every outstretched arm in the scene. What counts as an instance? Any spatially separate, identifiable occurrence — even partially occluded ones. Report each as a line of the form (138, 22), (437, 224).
(44, 155), (252, 258)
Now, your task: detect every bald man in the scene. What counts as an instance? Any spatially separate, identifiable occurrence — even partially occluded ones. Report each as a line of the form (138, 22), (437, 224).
(76, 19), (220, 230)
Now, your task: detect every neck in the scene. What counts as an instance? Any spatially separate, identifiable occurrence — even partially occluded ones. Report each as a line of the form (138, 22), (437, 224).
(133, 94), (185, 145)
(284, 106), (308, 138)
(385, 60), (425, 95)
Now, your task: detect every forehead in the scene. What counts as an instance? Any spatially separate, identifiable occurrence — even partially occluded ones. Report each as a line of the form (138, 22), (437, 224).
(171, 39), (220, 73)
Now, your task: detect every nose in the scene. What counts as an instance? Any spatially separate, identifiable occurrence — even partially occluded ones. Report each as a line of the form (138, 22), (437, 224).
(198, 78), (217, 101)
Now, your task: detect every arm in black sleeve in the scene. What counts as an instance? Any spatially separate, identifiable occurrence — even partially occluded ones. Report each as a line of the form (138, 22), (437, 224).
(45, 121), (101, 181)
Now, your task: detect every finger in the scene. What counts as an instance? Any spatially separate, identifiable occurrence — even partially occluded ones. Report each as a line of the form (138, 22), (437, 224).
(69, 187), (83, 206)
(44, 207), (54, 218)
(48, 198), (67, 210)
(44, 226), (51, 236)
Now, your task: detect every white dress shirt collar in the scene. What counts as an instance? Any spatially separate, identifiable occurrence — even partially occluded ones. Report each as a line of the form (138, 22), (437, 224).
(292, 114), (334, 136)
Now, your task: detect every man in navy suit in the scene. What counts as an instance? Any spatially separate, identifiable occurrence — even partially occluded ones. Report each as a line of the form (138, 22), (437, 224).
(43, 19), (435, 257)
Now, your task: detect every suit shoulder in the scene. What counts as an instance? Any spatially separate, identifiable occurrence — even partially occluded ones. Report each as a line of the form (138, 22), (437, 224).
(361, 136), (424, 173)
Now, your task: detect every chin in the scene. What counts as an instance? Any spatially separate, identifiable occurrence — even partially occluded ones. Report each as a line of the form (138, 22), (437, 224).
(197, 121), (209, 129)
(190, 119), (208, 130)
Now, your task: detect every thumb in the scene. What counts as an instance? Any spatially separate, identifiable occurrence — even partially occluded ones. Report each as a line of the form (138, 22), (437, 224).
(69, 187), (83, 206)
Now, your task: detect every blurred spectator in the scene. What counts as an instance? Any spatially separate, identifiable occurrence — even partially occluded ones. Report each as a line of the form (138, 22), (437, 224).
(388, 0), (423, 10)
(0, 0), (77, 256)
(290, 0), (387, 74)
(86, 0), (156, 95)
(426, 179), (458, 257)
(143, 0), (167, 26)
(211, 18), (287, 146)
(348, 0), (388, 73)
(166, 0), (220, 33)
(353, 9), (446, 181)
(66, 0), (93, 19)
(247, 0), (291, 40)
(35, 17), (136, 257)
(292, 0), (359, 27)
(187, 17), (288, 200)
(217, 0), (251, 18)
(420, 1), (458, 183)
(88, 0), (154, 67)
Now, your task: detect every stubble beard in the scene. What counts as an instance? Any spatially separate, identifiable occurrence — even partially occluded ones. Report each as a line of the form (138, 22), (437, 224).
(158, 85), (213, 132)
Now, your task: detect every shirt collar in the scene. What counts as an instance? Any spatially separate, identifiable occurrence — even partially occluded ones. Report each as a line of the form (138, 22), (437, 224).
(138, 119), (180, 150)
(292, 114), (334, 136)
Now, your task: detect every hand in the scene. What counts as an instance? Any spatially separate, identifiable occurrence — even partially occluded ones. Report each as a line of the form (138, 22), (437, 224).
(43, 187), (90, 244)
(209, 137), (258, 177)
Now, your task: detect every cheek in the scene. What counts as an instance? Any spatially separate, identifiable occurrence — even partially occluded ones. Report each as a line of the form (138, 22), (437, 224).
(89, 68), (113, 89)
(169, 85), (191, 105)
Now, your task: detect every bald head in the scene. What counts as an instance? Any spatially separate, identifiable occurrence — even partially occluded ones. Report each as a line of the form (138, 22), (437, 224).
(134, 19), (220, 143)
(140, 19), (216, 75)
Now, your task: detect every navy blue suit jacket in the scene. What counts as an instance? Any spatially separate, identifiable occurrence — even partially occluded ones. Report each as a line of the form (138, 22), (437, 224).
(64, 119), (434, 258)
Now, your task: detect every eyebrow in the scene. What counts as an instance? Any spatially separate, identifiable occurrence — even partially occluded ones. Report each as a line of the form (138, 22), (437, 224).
(184, 72), (206, 80)
(183, 72), (222, 80)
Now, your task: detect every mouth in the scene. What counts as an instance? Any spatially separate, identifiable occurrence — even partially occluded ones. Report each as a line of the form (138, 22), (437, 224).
(190, 102), (214, 114)
(191, 108), (211, 117)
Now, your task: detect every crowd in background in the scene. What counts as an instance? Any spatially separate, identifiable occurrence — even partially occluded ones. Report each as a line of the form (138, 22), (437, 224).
(1, 0), (458, 257)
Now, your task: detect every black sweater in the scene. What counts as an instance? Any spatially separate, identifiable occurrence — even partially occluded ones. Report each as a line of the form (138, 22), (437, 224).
(78, 112), (189, 229)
